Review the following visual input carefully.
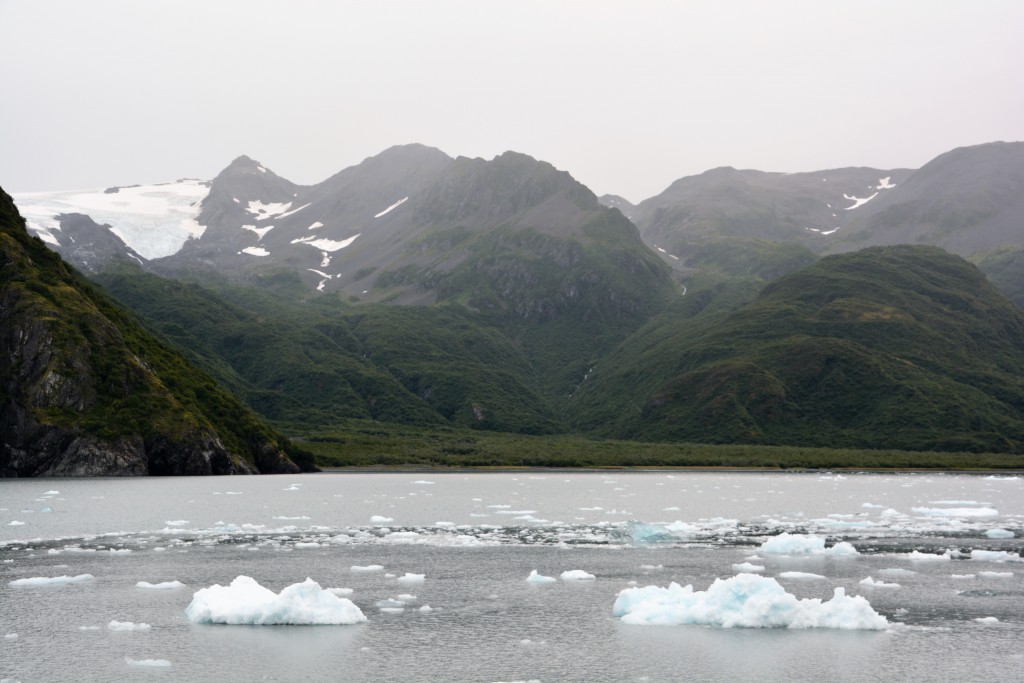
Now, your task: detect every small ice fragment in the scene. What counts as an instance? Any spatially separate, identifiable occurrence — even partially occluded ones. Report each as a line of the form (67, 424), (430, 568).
(164, 520), (189, 527)
(9, 574), (94, 586)
(8, 521), (25, 526)
(526, 570), (557, 584)
(79, 625), (101, 631)
(3, 633), (17, 640)
(732, 563), (765, 573)
(911, 507), (998, 518)
(878, 568), (917, 577)
(975, 616), (999, 624)
(859, 577), (900, 588)
(350, 565), (384, 572)
(108, 620), (151, 631)
(970, 550), (1020, 562)
(828, 542), (860, 556)
(136, 581), (185, 589)
(778, 572), (826, 580)
(328, 587), (354, 596)
(984, 529), (1015, 539)
(978, 571), (1014, 578)
(125, 657), (171, 667)
(396, 593), (416, 601)
(951, 574), (976, 579)
(370, 515), (394, 524)
(397, 573), (425, 584)
(419, 605), (433, 612)
(760, 533), (825, 555)
(906, 550), (952, 561)
(412, 480), (435, 485)
(560, 570), (596, 581)
(376, 598), (406, 608)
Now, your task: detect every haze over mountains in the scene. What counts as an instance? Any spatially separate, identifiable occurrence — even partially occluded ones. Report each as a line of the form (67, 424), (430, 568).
(6, 140), (1024, 471)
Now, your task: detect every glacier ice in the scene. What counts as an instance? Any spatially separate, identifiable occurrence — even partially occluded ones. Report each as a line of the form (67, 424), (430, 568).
(184, 576), (367, 625)
(613, 573), (888, 630)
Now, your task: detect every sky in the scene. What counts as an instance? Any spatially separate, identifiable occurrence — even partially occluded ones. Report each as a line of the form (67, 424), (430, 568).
(2, 0), (1023, 202)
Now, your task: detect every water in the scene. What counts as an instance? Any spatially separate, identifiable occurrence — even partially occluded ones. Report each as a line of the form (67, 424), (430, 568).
(2, 472), (1022, 682)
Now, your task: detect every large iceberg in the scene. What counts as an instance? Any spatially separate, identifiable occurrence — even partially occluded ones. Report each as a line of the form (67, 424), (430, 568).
(612, 573), (888, 630)
(760, 533), (858, 556)
(185, 576), (367, 625)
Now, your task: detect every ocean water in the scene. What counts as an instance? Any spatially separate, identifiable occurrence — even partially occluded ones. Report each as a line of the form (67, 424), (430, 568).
(2, 471), (1022, 682)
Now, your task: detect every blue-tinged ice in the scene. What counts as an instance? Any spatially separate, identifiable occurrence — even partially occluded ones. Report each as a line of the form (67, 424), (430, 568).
(185, 576), (367, 625)
(613, 573), (888, 629)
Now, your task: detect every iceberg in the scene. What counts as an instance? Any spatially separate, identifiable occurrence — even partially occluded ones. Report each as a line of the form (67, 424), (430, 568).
(184, 576), (367, 625)
(396, 573), (425, 584)
(125, 657), (171, 667)
(136, 580), (185, 589)
(984, 529), (1015, 539)
(526, 570), (557, 584)
(613, 573), (888, 630)
(760, 533), (858, 556)
(970, 550), (1021, 562)
(560, 570), (596, 581)
(108, 620), (151, 631)
(778, 572), (826, 580)
(859, 577), (900, 589)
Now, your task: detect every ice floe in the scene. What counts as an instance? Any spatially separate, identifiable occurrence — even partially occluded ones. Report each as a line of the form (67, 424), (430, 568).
(184, 575), (366, 625)
(108, 620), (151, 631)
(859, 577), (900, 589)
(613, 574), (888, 629)
(732, 562), (765, 573)
(351, 565), (384, 572)
(125, 657), (171, 667)
(911, 507), (998, 518)
(970, 550), (1020, 562)
(778, 572), (826, 580)
(560, 570), (595, 581)
(396, 573), (425, 584)
(760, 533), (858, 556)
(526, 570), (557, 584)
(9, 574), (94, 586)
(984, 528), (1015, 539)
(136, 580), (185, 589)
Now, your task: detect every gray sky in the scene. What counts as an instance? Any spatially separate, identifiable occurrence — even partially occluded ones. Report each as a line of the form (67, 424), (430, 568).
(2, 0), (1023, 202)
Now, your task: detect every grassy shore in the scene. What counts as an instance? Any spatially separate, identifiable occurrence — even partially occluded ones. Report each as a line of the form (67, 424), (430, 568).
(283, 419), (1024, 471)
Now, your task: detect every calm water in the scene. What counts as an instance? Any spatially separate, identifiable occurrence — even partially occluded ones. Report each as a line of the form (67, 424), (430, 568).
(2, 472), (1022, 682)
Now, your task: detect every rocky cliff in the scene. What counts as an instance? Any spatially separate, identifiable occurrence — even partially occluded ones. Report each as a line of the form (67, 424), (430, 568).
(0, 186), (309, 476)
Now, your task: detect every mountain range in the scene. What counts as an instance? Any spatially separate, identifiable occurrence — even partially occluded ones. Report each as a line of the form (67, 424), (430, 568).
(6, 140), (1024, 471)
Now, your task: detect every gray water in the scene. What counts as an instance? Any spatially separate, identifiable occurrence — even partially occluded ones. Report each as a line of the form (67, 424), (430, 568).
(2, 472), (1022, 682)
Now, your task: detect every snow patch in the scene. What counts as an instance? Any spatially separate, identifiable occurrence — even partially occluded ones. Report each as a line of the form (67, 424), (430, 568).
(241, 224), (274, 240)
(246, 200), (292, 221)
(374, 196), (408, 218)
(240, 246), (269, 257)
(843, 192), (878, 210)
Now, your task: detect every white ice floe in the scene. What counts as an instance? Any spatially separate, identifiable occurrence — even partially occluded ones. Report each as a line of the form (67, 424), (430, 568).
(164, 520), (189, 527)
(978, 571), (1014, 578)
(374, 196), (408, 218)
(419, 605), (433, 612)
(351, 565), (384, 572)
(974, 616), (999, 624)
(7, 521), (24, 526)
(906, 550), (952, 561)
(4, 633), (17, 640)
(526, 570), (557, 584)
(760, 533), (858, 556)
(951, 574), (976, 579)
(970, 550), (1021, 562)
(328, 587), (353, 596)
(778, 572), (826, 580)
(396, 573), (426, 584)
(240, 246), (270, 257)
(370, 515), (394, 524)
(879, 568), (917, 577)
(613, 574), (888, 629)
(413, 480), (435, 485)
(859, 577), (900, 589)
(911, 507), (998, 518)
(184, 575), (367, 625)
(560, 570), (596, 581)
(985, 529), (1015, 539)
(136, 581), (185, 589)
(125, 657), (171, 667)
(108, 620), (151, 631)
(732, 563), (765, 573)
(9, 574), (94, 586)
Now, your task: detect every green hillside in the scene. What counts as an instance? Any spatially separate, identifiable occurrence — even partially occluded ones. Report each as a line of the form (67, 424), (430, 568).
(0, 188), (312, 476)
(570, 245), (1024, 454)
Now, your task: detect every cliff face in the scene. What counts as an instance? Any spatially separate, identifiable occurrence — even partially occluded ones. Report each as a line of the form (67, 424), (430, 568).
(0, 186), (305, 476)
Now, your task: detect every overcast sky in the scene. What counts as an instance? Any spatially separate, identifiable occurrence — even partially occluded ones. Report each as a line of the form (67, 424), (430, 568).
(2, 0), (1022, 202)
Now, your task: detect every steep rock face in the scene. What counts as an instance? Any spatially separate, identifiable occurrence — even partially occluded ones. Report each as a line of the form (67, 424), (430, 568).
(0, 186), (304, 476)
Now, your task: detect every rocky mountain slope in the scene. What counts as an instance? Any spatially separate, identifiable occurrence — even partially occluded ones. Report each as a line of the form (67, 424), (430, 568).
(0, 187), (311, 476)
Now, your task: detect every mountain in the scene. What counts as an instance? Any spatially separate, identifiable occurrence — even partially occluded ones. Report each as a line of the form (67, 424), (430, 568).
(972, 244), (1024, 309)
(0, 187), (311, 476)
(569, 245), (1024, 453)
(831, 141), (1024, 255)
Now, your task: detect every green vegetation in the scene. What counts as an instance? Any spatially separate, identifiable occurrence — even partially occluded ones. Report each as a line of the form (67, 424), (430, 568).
(972, 244), (1024, 309)
(297, 420), (1024, 471)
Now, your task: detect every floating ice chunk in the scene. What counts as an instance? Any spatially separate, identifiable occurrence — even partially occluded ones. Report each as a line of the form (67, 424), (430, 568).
(184, 576), (367, 625)
(906, 550), (952, 561)
(975, 616), (999, 624)
(526, 570), (557, 584)
(779, 572), (826, 580)
(4, 633), (17, 640)
(732, 563), (765, 573)
(413, 480), (435, 485)
(136, 581), (185, 589)
(970, 550), (1020, 562)
(879, 568), (917, 577)
(328, 587), (353, 596)
(419, 605), (433, 612)
(614, 574), (888, 629)
(376, 598), (406, 608)
(397, 573), (425, 584)
(560, 570), (596, 581)
(351, 565), (384, 572)
(125, 657), (171, 667)
(862, 503), (884, 509)
(370, 515), (394, 524)
(985, 529), (1015, 539)
(108, 620), (151, 631)
(859, 577), (900, 589)
(828, 542), (860, 556)
(978, 571), (1014, 578)
(164, 520), (189, 527)
(759, 533), (854, 555)
(294, 542), (321, 549)
(272, 516), (311, 521)
(108, 549), (132, 555)
(9, 574), (94, 586)
(79, 625), (101, 631)
(8, 521), (24, 526)
(911, 507), (998, 517)
(951, 574), (976, 579)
